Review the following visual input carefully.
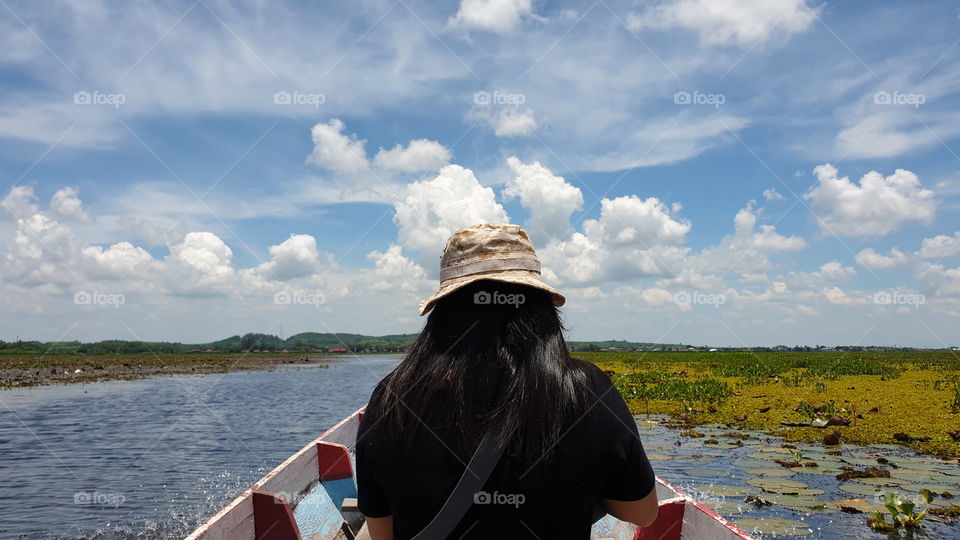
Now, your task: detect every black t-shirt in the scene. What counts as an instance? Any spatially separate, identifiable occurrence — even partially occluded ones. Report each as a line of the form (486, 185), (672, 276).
(355, 363), (656, 539)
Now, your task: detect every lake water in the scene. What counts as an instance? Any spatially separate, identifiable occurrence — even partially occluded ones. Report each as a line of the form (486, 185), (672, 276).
(1, 354), (957, 539)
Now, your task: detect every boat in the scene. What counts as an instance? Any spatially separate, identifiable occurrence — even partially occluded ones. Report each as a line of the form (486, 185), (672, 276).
(187, 407), (755, 540)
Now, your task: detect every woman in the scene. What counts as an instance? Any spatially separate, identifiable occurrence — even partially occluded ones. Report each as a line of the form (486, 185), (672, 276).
(356, 223), (658, 539)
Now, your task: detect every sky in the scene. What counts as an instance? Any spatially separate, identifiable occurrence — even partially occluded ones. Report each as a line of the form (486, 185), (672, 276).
(1, 0), (959, 347)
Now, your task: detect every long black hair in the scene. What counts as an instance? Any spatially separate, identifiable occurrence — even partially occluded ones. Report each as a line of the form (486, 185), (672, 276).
(366, 279), (593, 467)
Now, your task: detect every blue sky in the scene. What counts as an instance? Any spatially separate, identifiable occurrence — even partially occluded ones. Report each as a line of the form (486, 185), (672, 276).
(1, 0), (959, 346)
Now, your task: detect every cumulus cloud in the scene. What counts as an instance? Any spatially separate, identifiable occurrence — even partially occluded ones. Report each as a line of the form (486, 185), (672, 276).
(50, 187), (90, 221)
(393, 164), (509, 264)
(763, 188), (785, 201)
(251, 234), (325, 281)
(81, 242), (154, 278)
(855, 247), (909, 269)
(168, 232), (235, 286)
(1, 186), (39, 220)
(814, 261), (856, 281)
(451, 0), (533, 34)
(539, 194), (691, 285)
(307, 119), (369, 173)
(732, 203), (806, 251)
(627, 0), (818, 48)
(373, 139), (452, 172)
(805, 164), (935, 237)
(918, 232), (960, 259)
(503, 157), (583, 241)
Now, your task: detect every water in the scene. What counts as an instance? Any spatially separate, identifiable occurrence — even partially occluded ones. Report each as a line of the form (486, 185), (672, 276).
(1, 357), (957, 538)
(0, 354), (399, 539)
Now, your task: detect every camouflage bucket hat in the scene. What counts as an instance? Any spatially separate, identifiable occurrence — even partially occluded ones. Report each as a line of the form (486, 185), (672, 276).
(418, 223), (565, 316)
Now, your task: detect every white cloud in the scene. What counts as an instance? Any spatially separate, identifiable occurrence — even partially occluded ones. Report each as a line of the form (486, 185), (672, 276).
(50, 187), (90, 221)
(918, 232), (960, 259)
(540, 195), (691, 285)
(373, 139), (452, 172)
(307, 119), (369, 173)
(763, 188), (785, 201)
(451, 0), (533, 34)
(468, 107), (538, 137)
(855, 247), (909, 269)
(1, 186), (39, 220)
(393, 164), (509, 264)
(814, 261), (856, 281)
(732, 203), (806, 251)
(81, 242), (153, 278)
(168, 232), (235, 286)
(494, 108), (537, 137)
(503, 157), (583, 241)
(822, 286), (863, 305)
(251, 234), (325, 282)
(805, 164), (935, 237)
(627, 0), (817, 48)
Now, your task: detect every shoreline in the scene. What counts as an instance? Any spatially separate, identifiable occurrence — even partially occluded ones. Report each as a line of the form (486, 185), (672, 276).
(0, 353), (358, 389)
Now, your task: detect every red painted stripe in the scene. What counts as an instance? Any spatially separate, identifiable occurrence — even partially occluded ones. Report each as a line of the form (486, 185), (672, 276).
(317, 442), (354, 482)
(635, 500), (684, 540)
(252, 491), (301, 540)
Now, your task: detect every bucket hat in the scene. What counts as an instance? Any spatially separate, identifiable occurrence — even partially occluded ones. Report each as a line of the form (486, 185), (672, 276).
(418, 222), (565, 315)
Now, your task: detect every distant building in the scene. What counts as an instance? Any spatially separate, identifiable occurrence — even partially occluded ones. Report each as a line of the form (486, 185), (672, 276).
(328, 347), (347, 353)
(204, 348), (214, 353)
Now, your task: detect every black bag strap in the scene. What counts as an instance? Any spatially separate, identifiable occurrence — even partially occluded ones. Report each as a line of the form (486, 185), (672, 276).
(410, 429), (506, 540)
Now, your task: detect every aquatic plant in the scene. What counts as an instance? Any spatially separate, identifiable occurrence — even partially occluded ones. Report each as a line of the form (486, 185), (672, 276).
(866, 490), (933, 531)
(950, 383), (960, 414)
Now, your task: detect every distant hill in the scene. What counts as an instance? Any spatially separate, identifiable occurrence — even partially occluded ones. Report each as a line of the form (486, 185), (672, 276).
(0, 333), (940, 355)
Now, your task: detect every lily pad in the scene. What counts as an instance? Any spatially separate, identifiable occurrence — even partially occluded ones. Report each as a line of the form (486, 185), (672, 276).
(834, 498), (887, 514)
(851, 477), (909, 486)
(889, 469), (948, 482)
(736, 517), (812, 536)
(838, 482), (909, 498)
(732, 459), (774, 469)
(746, 477), (808, 494)
(745, 468), (797, 478)
(762, 493), (833, 512)
(646, 453), (673, 460)
(702, 499), (750, 515)
(684, 467), (731, 478)
(901, 483), (958, 494)
(695, 484), (761, 497)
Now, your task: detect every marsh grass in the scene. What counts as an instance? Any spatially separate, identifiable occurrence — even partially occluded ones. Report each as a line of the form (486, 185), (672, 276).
(581, 351), (960, 457)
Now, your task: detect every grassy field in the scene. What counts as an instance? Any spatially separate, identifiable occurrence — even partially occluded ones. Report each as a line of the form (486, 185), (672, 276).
(579, 350), (960, 457)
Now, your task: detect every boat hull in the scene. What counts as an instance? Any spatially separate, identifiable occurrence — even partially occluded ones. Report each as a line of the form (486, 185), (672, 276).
(187, 408), (754, 540)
